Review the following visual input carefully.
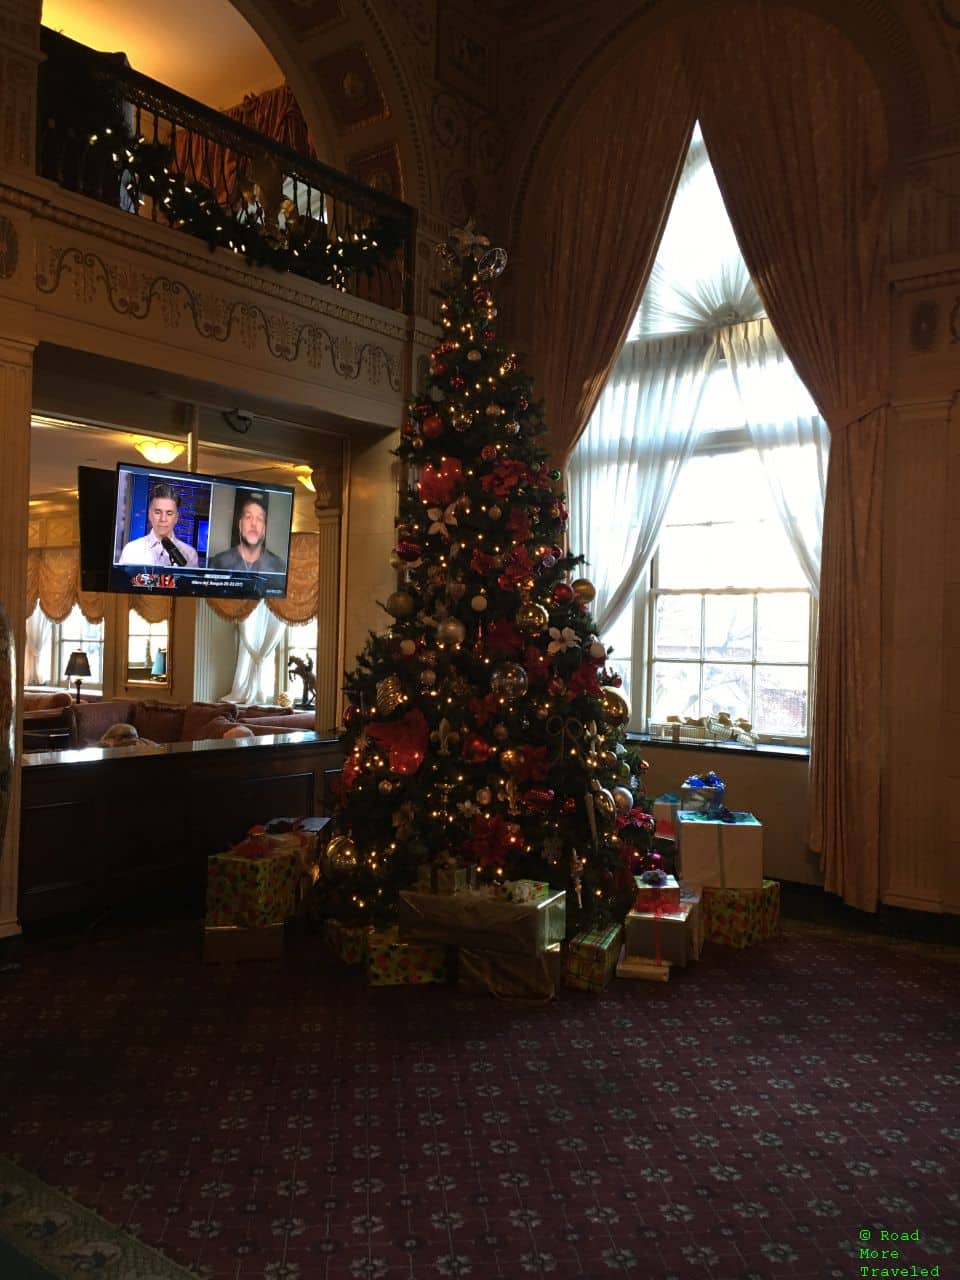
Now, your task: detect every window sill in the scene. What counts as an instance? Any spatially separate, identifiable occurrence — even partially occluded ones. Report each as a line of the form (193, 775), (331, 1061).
(627, 732), (809, 762)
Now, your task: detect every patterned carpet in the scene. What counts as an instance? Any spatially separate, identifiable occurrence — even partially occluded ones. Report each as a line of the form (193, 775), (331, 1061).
(0, 918), (958, 1280)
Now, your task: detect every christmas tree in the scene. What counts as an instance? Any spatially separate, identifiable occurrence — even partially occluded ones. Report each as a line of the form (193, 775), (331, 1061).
(317, 228), (655, 932)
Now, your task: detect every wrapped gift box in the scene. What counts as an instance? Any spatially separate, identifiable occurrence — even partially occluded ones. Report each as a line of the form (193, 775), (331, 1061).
(616, 946), (670, 982)
(652, 793), (680, 840)
(634, 873), (680, 914)
(416, 863), (472, 894)
(563, 923), (624, 993)
(203, 922), (284, 963)
(459, 944), (562, 1000)
(326, 918), (370, 966)
(367, 926), (448, 986)
(398, 887), (565, 957)
(680, 783), (724, 812)
(677, 810), (763, 889)
(624, 899), (703, 967)
(703, 879), (780, 948)
(206, 846), (300, 928)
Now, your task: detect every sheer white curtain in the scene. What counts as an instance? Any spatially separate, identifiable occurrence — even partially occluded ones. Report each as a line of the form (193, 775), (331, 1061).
(24, 604), (52, 686)
(568, 332), (718, 633)
(223, 600), (286, 705)
(723, 319), (830, 593)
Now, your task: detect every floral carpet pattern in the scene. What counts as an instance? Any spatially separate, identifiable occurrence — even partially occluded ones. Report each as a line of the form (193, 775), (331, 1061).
(0, 920), (958, 1280)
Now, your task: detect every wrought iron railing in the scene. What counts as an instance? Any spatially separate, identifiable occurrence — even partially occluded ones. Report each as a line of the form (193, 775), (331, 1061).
(37, 28), (416, 312)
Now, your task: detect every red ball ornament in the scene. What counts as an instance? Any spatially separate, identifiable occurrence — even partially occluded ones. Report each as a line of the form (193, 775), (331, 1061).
(395, 539), (423, 562)
(401, 420), (416, 437)
(519, 397), (529, 411)
(462, 733), (493, 764)
(553, 582), (575, 605)
(343, 703), (363, 728)
(483, 328), (496, 340)
(481, 445), (497, 461)
(561, 797), (577, 814)
(422, 414), (444, 439)
(433, 361), (447, 376)
(450, 374), (465, 389)
(473, 288), (491, 304)
(551, 545), (564, 560)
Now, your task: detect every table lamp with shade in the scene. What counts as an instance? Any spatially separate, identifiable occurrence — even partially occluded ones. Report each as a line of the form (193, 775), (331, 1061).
(64, 650), (91, 702)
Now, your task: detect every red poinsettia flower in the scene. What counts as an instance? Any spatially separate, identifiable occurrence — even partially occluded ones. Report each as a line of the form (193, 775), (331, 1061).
(616, 806), (656, 834)
(567, 660), (602, 698)
(497, 546), (535, 592)
(418, 458), (463, 506)
(515, 744), (551, 784)
(481, 458), (530, 497)
(506, 507), (531, 541)
(468, 692), (500, 726)
(470, 548), (500, 575)
(465, 813), (513, 868)
(485, 617), (523, 657)
(523, 645), (551, 684)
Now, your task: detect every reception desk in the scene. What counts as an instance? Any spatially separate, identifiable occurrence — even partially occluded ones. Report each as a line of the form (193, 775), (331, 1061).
(19, 732), (344, 923)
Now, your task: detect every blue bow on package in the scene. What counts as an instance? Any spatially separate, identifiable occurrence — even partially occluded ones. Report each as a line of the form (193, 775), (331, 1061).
(682, 771), (726, 817)
(640, 868), (669, 887)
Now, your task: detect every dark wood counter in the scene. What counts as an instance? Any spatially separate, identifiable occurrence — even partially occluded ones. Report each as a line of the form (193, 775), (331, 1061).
(19, 732), (344, 923)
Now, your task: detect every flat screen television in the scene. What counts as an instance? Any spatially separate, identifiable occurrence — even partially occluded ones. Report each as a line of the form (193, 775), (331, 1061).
(82, 463), (294, 601)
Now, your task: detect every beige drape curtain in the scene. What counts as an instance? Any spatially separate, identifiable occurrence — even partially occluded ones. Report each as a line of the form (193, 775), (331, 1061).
(204, 532), (319, 625)
(519, 28), (700, 468)
(696, 3), (890, 912)
(27, 547), (107, 625)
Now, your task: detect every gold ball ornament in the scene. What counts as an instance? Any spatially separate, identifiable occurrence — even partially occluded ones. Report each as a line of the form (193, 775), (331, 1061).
(516, 601), (550, 634)
(476, 787), (492, 805)
(467, 349), (482, 362)
(376, 674), (404, 715)
(612, 786), (635, 813)
(323, 835), (358, 876)
(488, 505), (502, 521)
(420, 668), (437, 687)
(436, 617), (467, 645)
(592, 787), (617, 827)
(599, 687), (630, 727)
(598, 749), (618, 770)
(471, 594), (488, 612)
(589, 641), (607, 661)
(492, 723), (510, 742)
(571, 578), (597, 603)
(499, 747), (526, 775)
(399, 638), (417, 657)
(379, 779), (396, 795)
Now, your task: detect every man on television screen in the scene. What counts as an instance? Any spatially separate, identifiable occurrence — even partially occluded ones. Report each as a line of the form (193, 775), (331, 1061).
(118, 483), (199, 567)
(209, 490), (286, 573)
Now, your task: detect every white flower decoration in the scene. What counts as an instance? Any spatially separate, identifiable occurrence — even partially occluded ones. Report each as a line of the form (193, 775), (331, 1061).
(547, 626), (581, 655)
(427, 503), (458, 539)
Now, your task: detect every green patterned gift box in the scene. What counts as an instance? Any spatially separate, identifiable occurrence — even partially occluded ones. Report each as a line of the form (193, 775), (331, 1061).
(206, 848), (300, 928)
(326, 918), (370, 966)
(702, 879), (780, 948)
(563, 923), (624, 992)
(367, 926), (448, 986)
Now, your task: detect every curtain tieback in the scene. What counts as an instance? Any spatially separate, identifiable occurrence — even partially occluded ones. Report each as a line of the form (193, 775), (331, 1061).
(822, 391), (888, 432)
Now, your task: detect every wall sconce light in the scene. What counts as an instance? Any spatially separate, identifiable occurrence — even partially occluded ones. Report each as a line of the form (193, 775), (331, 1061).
(133, 438), (186, 465)
(64, 650), (91, 702)
(294, 465), (316, 493)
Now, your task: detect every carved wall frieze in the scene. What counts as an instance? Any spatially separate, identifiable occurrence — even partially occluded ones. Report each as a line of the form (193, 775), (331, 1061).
(0, 183), (412, 342)
(35, 245), (403, 391)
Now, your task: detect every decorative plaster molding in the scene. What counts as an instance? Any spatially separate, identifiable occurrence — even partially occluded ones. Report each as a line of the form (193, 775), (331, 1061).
(0, 181), (411, 343)
(36, 245), (403, 390)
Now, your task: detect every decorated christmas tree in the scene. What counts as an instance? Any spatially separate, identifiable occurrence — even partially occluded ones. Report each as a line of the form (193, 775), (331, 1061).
(317, 228), (655, 933)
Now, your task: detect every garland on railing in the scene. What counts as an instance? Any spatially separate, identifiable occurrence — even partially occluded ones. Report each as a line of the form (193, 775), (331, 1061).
(89, 129), (407, 288)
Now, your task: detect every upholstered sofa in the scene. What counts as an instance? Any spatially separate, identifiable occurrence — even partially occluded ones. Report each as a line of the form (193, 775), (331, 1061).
(68, 698), (316, 748)
(23, 690), (73, 729)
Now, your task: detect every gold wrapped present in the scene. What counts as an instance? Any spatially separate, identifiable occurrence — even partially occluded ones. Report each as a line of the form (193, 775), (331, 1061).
(398, 887), (566, 957)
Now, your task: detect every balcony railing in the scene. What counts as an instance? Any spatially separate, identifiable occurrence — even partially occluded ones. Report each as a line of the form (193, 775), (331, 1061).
(37, 28), (416, 313)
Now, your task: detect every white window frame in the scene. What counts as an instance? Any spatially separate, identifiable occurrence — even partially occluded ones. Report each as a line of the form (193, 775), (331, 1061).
(634, 427), (817, 746)
(53, 605), (105, 693)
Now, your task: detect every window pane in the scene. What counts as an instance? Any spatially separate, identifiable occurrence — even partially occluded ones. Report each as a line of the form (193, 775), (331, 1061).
(704, 595), (753, 660)
(755, 664), (808, 736)
(60, 604), (104, 686)
(601, 607), (634, 710)
(653, 595), (701, 660)
(650, 661), (701, 722)
(702, 662), (752, 721)
(757, 593), (809, 663)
